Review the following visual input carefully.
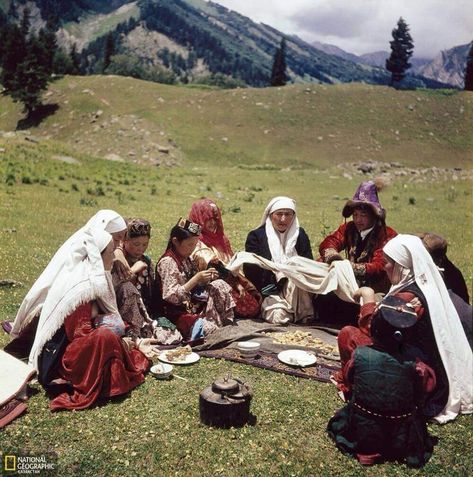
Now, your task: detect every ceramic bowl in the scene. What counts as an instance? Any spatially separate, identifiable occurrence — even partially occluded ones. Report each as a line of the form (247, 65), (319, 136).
(150, 362), (173, 379)
(237, 341), (261, 358)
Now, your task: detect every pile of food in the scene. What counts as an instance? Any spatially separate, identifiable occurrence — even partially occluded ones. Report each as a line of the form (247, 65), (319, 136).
(165, 345), (193, 362)
(271, 331), (339, 356)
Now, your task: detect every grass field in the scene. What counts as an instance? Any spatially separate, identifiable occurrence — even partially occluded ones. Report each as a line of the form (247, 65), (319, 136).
(0, 78), (472, 476)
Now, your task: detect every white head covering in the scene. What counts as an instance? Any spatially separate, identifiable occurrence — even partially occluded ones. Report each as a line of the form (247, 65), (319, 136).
(28, 228), (117, 369)
(384, 234), (473, 423)
(260, 197), (299, 264)
(10, 210), (125, 339)
(86, 209), (127, 234)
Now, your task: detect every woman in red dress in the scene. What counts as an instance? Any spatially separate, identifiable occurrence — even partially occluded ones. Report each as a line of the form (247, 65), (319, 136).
(27, 228), (152, 411)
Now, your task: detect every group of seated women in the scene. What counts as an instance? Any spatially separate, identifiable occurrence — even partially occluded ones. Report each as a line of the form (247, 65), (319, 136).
(3, 181), (471, 444)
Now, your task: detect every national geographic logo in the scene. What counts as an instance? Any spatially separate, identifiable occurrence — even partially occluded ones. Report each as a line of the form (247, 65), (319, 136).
(2, 453), (57, 476)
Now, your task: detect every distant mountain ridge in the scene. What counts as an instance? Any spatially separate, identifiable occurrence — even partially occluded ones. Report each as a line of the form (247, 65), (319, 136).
(0, 0), (459, 88)
(312, 40), (470, 88)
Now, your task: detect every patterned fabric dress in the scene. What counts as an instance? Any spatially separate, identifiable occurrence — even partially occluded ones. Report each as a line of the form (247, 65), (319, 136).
(327, 345), (436, 467)
(189, 198), (260, 318)
(156, 249), (235, 340)
(113, 254), (181, 344)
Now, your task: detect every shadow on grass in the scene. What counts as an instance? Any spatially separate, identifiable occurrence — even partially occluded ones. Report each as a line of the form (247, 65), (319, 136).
(16, 103), (59, 130)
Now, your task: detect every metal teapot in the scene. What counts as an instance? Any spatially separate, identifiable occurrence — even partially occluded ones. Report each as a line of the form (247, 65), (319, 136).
(199, 374), (253, 428)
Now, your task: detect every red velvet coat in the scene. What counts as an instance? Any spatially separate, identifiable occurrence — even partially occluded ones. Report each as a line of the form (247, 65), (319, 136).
(50, 302), (149, 411)
(319, 221), (397, 293)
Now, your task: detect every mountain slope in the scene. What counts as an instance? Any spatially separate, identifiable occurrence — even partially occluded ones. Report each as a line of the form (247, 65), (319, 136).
(417, 43), (471, 88)
(0, 76), (471, 169)
(1, 0), (460, 88)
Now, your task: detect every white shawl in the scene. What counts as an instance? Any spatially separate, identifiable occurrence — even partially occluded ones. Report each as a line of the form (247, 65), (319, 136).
(384, 234), (473, 424)
(261, 197), (299, 264)
(227, 251), (358, 303)
(11, 210), (125, 339)
(28, 228), (117, 369)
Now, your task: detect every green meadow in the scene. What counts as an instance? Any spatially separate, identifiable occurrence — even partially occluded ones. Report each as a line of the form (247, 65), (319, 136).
(0, 77), (472, 476)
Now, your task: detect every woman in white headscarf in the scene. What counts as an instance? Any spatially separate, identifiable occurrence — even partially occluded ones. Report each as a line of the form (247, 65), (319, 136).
(29, 227), (150, 411)
(336, 234), (472, 424)
(244, 196), (314, 324)
(9, 210), (127, 341)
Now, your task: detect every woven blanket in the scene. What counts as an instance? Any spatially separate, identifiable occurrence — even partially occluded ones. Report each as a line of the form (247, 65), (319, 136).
(198, 348), (339, 383)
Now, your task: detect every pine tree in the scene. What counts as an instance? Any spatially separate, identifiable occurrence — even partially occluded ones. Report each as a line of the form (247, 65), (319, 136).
(69, 43), (81, 75)
(12, 35), (50, 113)
(37, 20), (57, 75)
(0, 9), (56, 114)
(103, 32), (115, 73)
(465, 42), (473, 91)
(0, 22), (27, 92)
(385, 17), (414, 86)
(270, 38), (287, 86)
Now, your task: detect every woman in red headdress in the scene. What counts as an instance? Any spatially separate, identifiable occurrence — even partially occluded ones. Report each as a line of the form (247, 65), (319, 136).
(189, 199), (261, 318)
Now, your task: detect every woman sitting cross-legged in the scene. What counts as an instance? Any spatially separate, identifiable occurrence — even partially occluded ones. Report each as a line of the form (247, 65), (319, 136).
(244, 196), (314, 324)
(28, 228), (154, 411)
(335, 234), (473, 424)
(317, 180), (397, 325)
(327, 296), (437, 467)
(189, 198), (261, 319)
(113, 218), (182, 344)
(155, 218), (235, 341)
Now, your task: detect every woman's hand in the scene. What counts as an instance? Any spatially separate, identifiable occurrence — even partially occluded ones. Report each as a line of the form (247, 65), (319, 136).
(353, 286), (376, 304)
(137, 338), (160, 359)
(131, 260), (148, 275)
(326, 253), (344, 265)
(195, 268), (218, 285)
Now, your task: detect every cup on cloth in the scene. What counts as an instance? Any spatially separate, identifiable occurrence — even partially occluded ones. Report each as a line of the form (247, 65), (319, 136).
(237, 341), (261, 358)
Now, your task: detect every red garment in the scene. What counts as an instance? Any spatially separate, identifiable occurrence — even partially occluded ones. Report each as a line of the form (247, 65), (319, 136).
(189, 199), (233, 256)
(50, 302), (149, 411)
(334, 292), (424, 392)
(319, 221), (397, 292)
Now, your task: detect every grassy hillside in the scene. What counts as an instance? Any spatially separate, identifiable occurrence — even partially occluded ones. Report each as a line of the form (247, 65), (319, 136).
(0, 78), (472, 476)
(0, 134), (472, 477)
(61, 2), (140, 50)
(0, 76), (472, 168)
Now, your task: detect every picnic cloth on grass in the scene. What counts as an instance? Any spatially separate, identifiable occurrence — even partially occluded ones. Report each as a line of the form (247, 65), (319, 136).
(198, 348), (340, 383)
(0, 350), (35, 428)
(193, 319), (340, 382)
(193, 318), (339, 354)
(227, 252), (359, 303)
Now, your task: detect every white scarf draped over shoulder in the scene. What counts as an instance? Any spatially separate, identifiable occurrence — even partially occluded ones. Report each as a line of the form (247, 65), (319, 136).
(384, 234), (473, 424)
(261, 196), (299, 264)
(11, 210), (125, 339)
(28, 228), (117, 369)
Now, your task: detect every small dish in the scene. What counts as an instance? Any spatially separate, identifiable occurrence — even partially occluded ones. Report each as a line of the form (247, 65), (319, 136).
(278, 350), (317, 367)
(237, 341), (261, 358)
(150, 363), (173, 379)
(158, 351), (200, 365)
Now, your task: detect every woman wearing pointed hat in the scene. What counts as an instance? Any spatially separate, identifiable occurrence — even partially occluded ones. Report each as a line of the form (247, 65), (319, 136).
(320, 180), (397, 293)
(244, 196), (314, 324)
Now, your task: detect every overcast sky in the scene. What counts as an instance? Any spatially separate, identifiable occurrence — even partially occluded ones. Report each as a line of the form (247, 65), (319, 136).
(215, 0), (472, 59)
